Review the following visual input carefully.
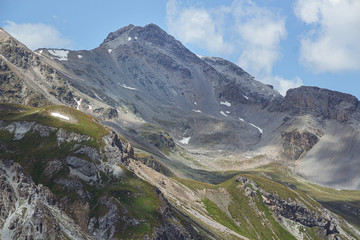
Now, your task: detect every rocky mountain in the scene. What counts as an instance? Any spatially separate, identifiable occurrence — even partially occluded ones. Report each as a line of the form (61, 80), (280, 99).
(1, 24), (360, 239)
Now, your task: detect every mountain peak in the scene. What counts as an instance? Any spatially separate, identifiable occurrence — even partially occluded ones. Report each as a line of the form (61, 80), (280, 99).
(100, 23), (176, 49)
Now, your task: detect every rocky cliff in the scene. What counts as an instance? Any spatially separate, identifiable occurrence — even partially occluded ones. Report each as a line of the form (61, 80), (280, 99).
(271, 86), (359, 123)
(1, 23), (360, 239)
(0, 104), (213, 239)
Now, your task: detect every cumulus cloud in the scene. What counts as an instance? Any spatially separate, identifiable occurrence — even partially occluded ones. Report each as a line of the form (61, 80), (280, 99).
(295, 0), (360, 73)
(166, 0), (301, 95)
(3, 21), (71, 50)
(166, 0), (233, 54)
(231, 1), (287, 77)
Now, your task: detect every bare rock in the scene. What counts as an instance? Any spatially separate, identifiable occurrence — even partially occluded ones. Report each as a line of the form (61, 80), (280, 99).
(282, 130), (319, 160)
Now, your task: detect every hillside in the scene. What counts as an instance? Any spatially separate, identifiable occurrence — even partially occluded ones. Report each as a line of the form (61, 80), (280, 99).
(1, 24), (360, 239)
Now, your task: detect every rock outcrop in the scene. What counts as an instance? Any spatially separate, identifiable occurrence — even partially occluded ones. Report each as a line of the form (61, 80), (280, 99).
(0, 160), (92, 239)
(282, 130), (320, 159)
(236, 176), (341, 239)
(271, 86), (358, 123)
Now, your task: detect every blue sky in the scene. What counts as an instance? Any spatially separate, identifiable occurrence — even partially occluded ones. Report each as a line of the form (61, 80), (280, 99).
(1, 0), (360, 97)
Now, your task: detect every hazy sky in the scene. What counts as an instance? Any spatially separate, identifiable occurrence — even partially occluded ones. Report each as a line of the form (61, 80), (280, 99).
(1, 0), (360, 97)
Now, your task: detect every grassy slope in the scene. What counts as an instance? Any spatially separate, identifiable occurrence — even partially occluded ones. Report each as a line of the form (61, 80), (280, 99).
(248, 163), (360, 229)
(174, 165), (360, 240)
(175, 176), (297, 239)
(0, 103), (108, 140)
(0, 103), (166, 238)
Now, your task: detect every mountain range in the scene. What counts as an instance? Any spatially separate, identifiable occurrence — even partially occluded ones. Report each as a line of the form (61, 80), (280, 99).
(0, 24), (359, 239)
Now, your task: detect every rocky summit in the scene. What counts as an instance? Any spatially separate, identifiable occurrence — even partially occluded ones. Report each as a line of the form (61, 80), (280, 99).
(0, 24), (360, 239)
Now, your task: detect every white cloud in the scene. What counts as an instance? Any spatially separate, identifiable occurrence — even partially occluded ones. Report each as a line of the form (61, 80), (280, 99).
(3, 21), (71, 50)
(231, 0), (287, 77)
(166, 0), (233, 54)
(166, 0), (300, 95)
(273, 76), (303, 96)
(295, 0), (360, 73)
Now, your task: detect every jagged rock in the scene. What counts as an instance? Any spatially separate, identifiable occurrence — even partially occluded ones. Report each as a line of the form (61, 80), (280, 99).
(0, 160), (92, 239)
(56, 128), (92, 145)
(32, 124), (57, 137)
(75, 146), (103, 163)
(237, 176), (340, 239)
(282, 130), (319, 159)
(65, 156), (98, 177)
(271, 86), (358, 123)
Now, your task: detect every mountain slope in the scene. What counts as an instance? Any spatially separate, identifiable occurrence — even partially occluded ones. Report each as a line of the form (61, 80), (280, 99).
(2, 24), (360, 190)
(0, 103), (216, 239)
(1, 24), (360, 239)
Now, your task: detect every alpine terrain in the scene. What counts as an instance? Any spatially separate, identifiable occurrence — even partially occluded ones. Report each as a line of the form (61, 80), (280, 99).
(0, 24), (360, 239)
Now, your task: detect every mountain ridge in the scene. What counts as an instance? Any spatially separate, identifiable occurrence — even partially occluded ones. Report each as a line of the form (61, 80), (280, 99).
(1, 24), (360, 239)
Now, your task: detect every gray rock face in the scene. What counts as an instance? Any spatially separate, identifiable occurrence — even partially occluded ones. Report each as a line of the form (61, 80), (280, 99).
(88, 196), (120, 239)
(271, 86), (359, 122)
(65, 156), (98, 177)
(32, 23), (281, 153)
(201, 56), (282, 106)
(0, 160), (92, 240)
(282, 130), (320, 160)
(56, 128), (92, 145)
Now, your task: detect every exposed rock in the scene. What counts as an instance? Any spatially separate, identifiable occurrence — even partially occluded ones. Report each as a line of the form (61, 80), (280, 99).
(75, 146), (103, 163)
(4, 121), (35, 140)
(271, 86), (358, 123)
(282, 130), (320, 160)
(101, 107), (119, 120)
(0, 160), (92, 239)
(32, 123), (57, 137)
(65, 156), (98, 177)
(236, 176), (340, 239)
(88, 196), (120, 239)
(56, 128), (92, 145)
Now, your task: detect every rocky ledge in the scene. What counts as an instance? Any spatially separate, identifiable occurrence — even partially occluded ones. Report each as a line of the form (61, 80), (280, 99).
(270, 86), (359, 123)
(236, 176), (343, 239)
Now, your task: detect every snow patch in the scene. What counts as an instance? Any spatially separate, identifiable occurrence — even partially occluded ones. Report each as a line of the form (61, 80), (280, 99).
(226, 111), (230, 114)
(108, 49), (112, 53)
(48, 49), (69, 61)
(88, 105), (92, 110)
(220, 101), (231, 107)
(119, 83), (137, 90)
(192, 109), (202, 113)
(135, 37), (138, 40)
(180, 137), (191, 144)
(94, 93), (103, 101)
(252, 83), (256, 87)
(243, 95), (249, 100)
(77, 55), (83, 59)
(39, 50), (43, 54)
(194, 101), (197, 105)
(74, 98), (82, 110)
(249, 122), (263, 134)
(128, 37), (132, 41)
(51, 112), (70, 121)
(196, 54), (204, 58)
(238, 117), (263, 134)
(220, 111), (228, 117)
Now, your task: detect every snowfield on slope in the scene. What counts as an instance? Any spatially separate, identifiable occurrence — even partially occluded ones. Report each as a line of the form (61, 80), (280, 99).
(180, 137), (191, 144)
(220, 101), (231, 107)
(51, 112), (70, 121)
(48, 49), (69, 61)
(239, 118), (263, 134)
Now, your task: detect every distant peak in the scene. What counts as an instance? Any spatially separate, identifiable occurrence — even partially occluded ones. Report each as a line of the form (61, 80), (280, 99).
(100, 23), (173, 48)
